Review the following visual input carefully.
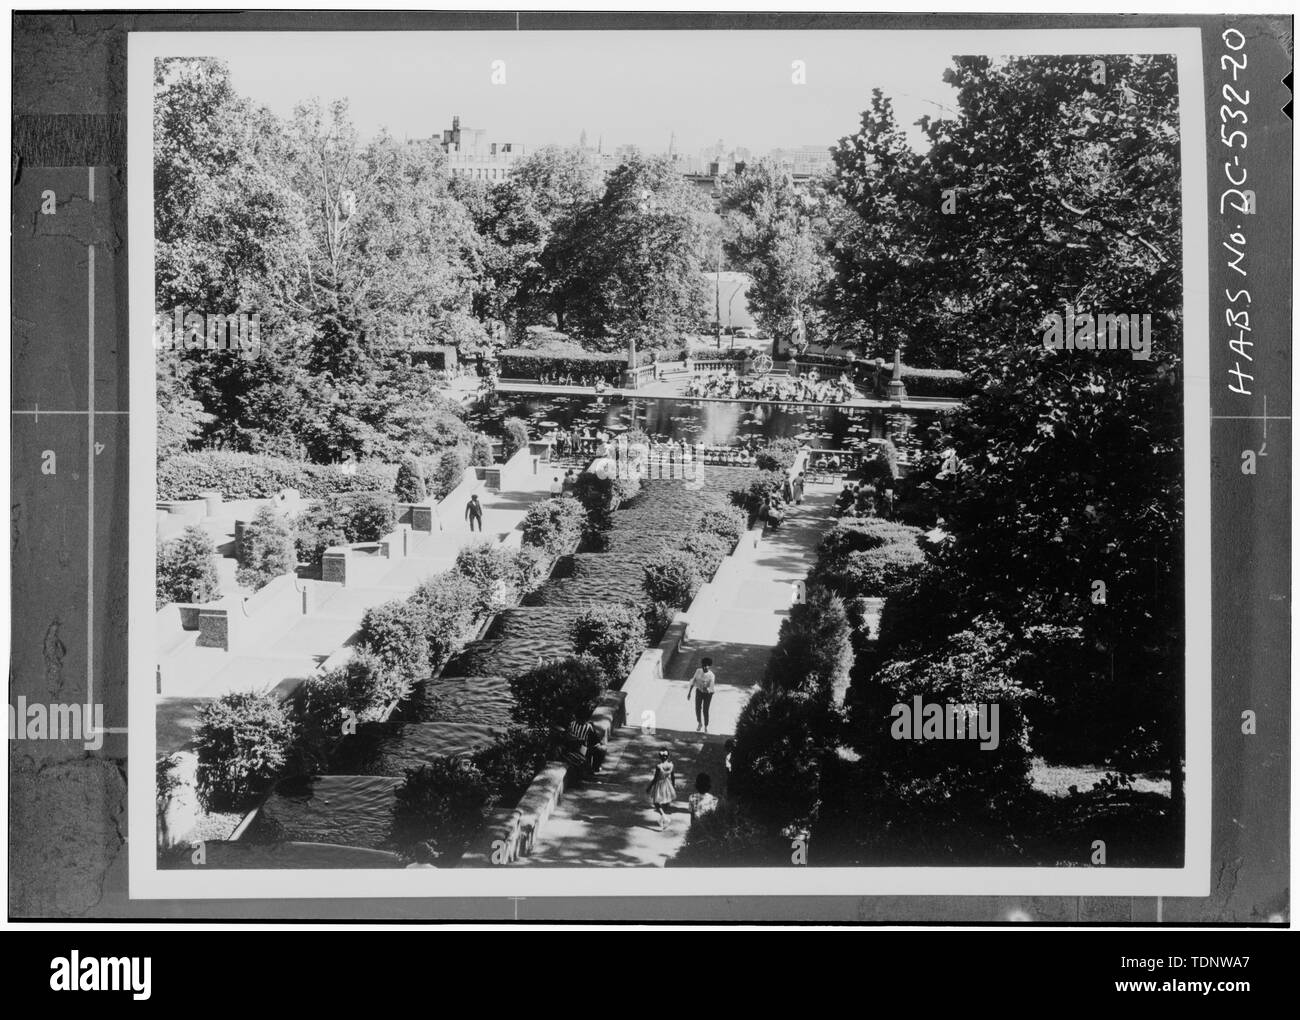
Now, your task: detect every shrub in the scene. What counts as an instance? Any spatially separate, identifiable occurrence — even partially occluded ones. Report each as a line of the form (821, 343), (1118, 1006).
(502, 417), (530, 458)
(573, 470), (640, 513)
(322, 649), (411, 723)
(468, 433), (495, 467)
(730, 471), (786, 518)
(473, 727), (554, 803)
(899, 365), (970, 398)
(731, 686), (838, 828)
(412, 571), (481, 670)
(815, 543), (926, 600)
(497, 349), (633, 382)
(681, 532), (729, 580)
(643, 600), (677, 645)
(429, 447), (469, 500)
(195, 691), (296, 810)
(157, 450), (396, 501)
(235, 506), (297, 590)
(643, 549), (703, 609)
(671, 801), (785, 867)
(345, 492), (397, 542)
(695, 506), (748, 550)
(755, 438), (803, 473)
(521, 497), (587, 558)
(392, 756), (491, 860)
(455, 541), (520, 615)
(818, 517), (921, 562)
(512, 544), (552, 597)
(764, 585), (855, 696)
(858, 440), (900, 485)
(294, 504), (351, 569)
(571, 603), (647, 685)
(156, 525), (221, 608)
(861, 618), (1035, 793)
(287, 670), (353, 770)
(394, 454), (427, 502)
(509, 655), (607, 729)
(358, 599), (431, 685)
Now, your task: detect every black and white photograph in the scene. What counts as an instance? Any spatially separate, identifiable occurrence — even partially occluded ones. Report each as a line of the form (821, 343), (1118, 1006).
(129, 25), (1215, 898)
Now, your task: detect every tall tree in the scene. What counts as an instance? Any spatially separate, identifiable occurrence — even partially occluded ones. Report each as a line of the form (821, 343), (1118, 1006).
(721, 161), (833, 343)
(558, 152), (712, 351)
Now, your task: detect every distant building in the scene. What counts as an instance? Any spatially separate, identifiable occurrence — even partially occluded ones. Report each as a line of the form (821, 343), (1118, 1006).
(768, 145), (834, 179)
(439, 116), (526, 183)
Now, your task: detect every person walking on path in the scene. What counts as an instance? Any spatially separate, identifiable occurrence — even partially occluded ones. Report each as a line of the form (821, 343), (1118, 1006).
(465, 493), (484, 532)
(550, 475), (563, 496)
(646, 750), (677, 830)
(687, 656), (718, 733)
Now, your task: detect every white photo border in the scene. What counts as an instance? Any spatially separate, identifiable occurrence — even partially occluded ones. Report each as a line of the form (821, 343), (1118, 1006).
(129, 26), (1210, 900)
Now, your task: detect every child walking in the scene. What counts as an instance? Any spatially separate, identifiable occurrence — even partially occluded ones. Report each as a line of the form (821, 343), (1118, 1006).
(646, 749), (677, 830)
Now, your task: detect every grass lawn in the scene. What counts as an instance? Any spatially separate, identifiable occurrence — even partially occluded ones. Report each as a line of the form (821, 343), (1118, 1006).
(1030, 757), (1172, 798)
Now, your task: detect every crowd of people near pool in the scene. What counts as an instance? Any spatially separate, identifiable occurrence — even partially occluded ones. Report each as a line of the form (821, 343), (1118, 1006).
(685, 365), (858, 404)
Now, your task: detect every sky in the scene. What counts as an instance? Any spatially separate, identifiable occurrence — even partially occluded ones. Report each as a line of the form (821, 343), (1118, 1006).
(212, 30), (966, 156)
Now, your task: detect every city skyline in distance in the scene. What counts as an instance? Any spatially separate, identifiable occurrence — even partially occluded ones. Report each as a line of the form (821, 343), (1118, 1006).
(212, 30), (962, 156)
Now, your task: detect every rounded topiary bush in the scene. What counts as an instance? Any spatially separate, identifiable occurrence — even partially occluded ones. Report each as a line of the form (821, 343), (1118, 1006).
(430, 447), (469, 500)
(695, 506), (748, 550)
(392, 756), (491, 861)
(571, 603), (648, 686)
(508, 654), (607, 729)
(755, 438), (803, 473)
(394, 453), (428, 503)
(412, 571), (481, 670)
(469, 433), (495, 467)
(643, 549), (703, 609)
(455, 541), (521, 615)
(235, 505), (297, 591)
(195, 691), (296, 810)
(156, 525), (221, 608)
(321, 648), (411, 723)
(682, 532), (729, 580)
(503, 417), (530, 458)
(358, 598), (431, 686)
(521, 497), (587, 558)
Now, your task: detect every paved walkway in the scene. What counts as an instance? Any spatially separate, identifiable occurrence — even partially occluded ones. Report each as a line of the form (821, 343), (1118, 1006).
(155, 469), (552, 755)
(524, 489), (833, 867)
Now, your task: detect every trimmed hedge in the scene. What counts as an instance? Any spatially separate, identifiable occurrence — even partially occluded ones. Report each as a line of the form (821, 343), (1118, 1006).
(358, 599), (432, 687)
(509, 655), (607, 729)
(682, 532), (729, 580)
(498, 350), (637, 381)
(156, 525), (220, 609)
(195, 691), (296, 810)
(455, 541), (523, 615)
(429, 447), (469, 500)
(643, 549), (703, 609)
(294, 493), (398, 569)
(764, 585), (854, 695)
(571, 603), (648, 686)
(818, 518), (922, 562)
(411, 571), (481, 670)
(469, 433), (495, 467)
(815, 542), (926, 601)
(158, 451), (397, 500)
(502, 418), (530, 458)
(900, 366), (969, 398)
(521, 497), (587, 559)
(695, 506), (748, 551)
(395, 454), (427, 502)
(235, 505), (297, 591)
(755, 438), (803, 473)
